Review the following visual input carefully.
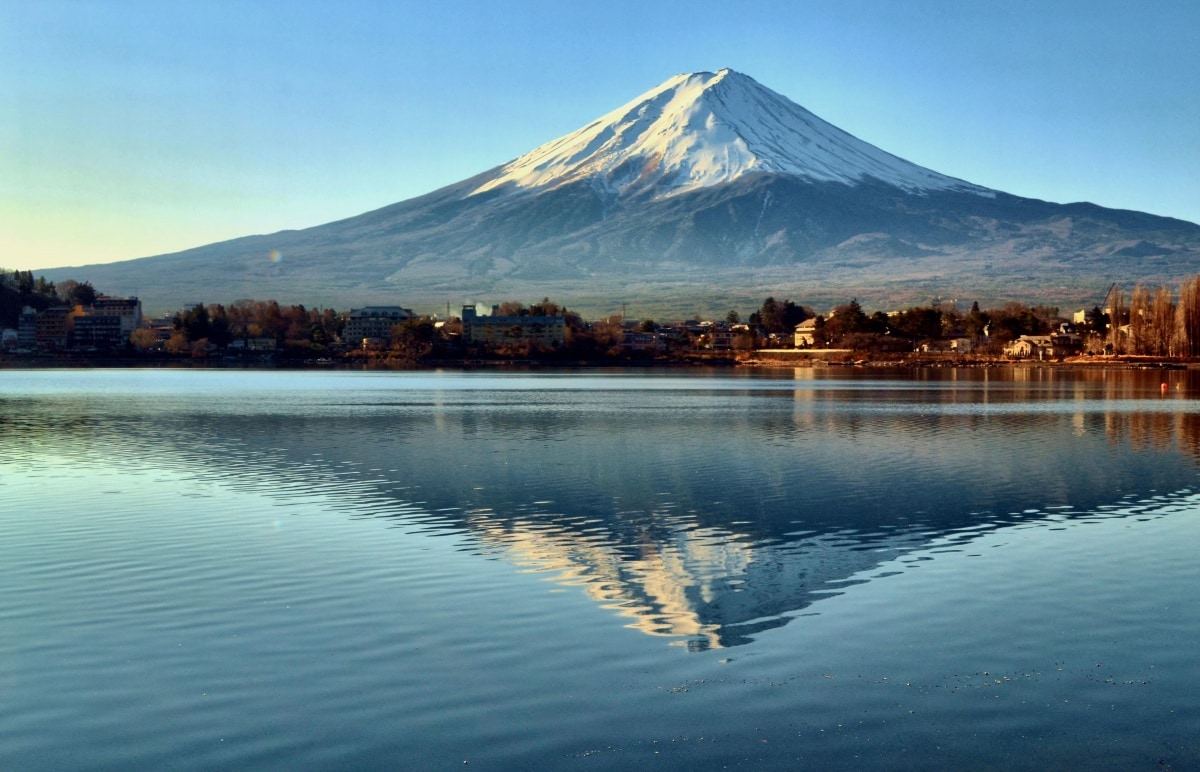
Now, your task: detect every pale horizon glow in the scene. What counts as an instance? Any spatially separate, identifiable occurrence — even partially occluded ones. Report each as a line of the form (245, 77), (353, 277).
(3, 0), (1198, 273)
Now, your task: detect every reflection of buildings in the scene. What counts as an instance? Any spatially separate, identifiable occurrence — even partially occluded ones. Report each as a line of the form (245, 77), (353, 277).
(1104, 409), (1200, 460)
(11, 368), (1200, 650)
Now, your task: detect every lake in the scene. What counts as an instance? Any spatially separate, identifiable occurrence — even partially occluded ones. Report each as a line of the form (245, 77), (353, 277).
(2, 366), (1199, 770)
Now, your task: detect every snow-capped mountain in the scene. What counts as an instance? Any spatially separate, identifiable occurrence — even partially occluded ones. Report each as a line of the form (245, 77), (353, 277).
(47, 69), (1200, 314)
(473, 68), (989, 199)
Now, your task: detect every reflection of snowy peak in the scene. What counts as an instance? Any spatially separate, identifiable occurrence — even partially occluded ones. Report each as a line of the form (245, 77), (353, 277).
(473, 68), (991, 199)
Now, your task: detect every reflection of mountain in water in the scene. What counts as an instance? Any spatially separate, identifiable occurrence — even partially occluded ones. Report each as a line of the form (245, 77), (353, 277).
(5, 368), (1200, 649)
(467, 514), (935, 649)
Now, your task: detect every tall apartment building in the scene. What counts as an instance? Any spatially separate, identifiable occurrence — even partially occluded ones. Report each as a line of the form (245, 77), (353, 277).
(91, 296), (143, 336)
(343, 306), (416, 344)
(34, 307), (74, 349)
(461, 304), (566, 348)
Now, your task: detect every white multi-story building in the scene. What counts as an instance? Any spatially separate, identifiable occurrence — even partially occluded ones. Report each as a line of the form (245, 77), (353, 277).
(17, 306), (37, 348)
(344, 306), (415, 344)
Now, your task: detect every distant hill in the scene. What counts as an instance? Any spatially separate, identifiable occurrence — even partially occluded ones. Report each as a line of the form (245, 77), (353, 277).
(43, 68), (1200, 316)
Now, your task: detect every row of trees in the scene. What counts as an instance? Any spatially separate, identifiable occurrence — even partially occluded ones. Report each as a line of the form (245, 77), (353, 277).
(735, 296), (1064, 352)
(746, 297), (810, 334)
(742, 283), (1200, 357)
(159, 288), (1200, 360)
(0, 271), (100, 328)
(439, 295), (1071, 360)
(406, 295), (1077, 360)
(16, 269), (1200, 360)
(2, 281), (600, 360)
(162, 300), (346, 354)
(1114, 278), (1200, 357)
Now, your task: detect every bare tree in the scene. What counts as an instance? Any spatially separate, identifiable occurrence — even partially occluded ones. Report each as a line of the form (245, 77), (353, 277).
(1129, 285), (1150, 354)
(1149, 286), (1175, 356)
(1107, 285), (1126, 354)
(1176, 275), (1200, 357)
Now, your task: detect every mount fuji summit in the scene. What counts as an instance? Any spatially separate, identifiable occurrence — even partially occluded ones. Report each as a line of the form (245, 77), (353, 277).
(471, 69), (988, 200)
(50, 69), (1200, 313)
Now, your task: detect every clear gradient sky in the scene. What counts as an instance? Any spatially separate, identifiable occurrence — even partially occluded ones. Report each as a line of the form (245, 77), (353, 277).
(3, 0), (1198, 272)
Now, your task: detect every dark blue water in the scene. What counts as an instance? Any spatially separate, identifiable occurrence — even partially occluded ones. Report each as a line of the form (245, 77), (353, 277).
(2, 367), (1199, 769)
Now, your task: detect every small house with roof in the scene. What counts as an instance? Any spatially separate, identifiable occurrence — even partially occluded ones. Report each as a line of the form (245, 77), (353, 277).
(793, 318), (818, 347)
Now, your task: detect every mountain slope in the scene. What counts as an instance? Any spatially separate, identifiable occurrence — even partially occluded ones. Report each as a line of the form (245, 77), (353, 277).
(44, 69), (1200, 314)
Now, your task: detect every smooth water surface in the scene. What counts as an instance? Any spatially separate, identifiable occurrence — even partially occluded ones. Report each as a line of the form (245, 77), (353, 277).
(2, 367), (1199, 769)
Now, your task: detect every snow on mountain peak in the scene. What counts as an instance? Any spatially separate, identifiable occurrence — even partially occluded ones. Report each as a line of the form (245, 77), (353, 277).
(470, 69), (990, 200)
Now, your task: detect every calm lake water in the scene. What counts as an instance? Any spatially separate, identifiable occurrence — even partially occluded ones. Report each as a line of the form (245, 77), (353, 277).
(3, 366), (1200, 770)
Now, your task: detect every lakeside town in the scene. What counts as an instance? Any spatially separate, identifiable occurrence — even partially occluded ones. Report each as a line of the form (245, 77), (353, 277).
(4, 269), (1200, 367)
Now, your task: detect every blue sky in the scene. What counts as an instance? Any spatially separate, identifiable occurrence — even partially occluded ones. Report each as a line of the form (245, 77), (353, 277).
(3, 0), (1198, 271)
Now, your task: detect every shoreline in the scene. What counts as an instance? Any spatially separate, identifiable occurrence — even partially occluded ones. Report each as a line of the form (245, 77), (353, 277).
(739, 352), (1199, 370)
(4, 350), (1200, 372)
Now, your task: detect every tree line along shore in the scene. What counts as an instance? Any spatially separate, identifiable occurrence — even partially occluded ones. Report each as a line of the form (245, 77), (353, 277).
(4, 269), (1200, 367)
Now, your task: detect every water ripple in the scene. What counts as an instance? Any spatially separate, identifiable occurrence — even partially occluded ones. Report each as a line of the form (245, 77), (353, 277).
(5, 368), (1200, 768)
